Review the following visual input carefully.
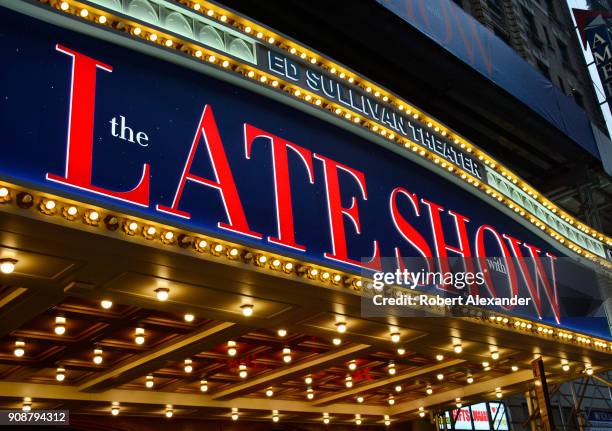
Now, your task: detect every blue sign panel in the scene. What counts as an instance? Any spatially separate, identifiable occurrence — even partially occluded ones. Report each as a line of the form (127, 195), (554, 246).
(376, 0), (601, 160)
(0, 7), (608, 338)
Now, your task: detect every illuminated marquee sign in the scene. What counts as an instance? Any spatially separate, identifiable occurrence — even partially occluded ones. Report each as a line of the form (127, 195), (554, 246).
(0, 7), (608, 337)
(259, 48), (484, 180)
(440, 402), (509, 431)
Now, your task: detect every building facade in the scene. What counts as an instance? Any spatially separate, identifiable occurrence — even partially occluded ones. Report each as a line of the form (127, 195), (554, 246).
(452, 0), (605, 130)
(589, 0), (612, 12)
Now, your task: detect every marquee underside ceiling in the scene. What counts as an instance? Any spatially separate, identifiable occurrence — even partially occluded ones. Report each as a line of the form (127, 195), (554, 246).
(0, 206), (609, 428)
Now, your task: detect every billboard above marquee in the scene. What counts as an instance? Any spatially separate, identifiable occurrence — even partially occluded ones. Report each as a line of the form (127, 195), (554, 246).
(0, 6), (610, 338)
(376, 0), (602, 162)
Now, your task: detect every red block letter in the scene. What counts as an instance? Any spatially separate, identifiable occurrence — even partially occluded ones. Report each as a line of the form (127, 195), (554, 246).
(47, 45), (150, 206)
(389, 187), (433, 273)
(421, 199), (473, 291)
(314, 154), (381, 270)
(503, 235), (561, 323)
(157, 106), (261, 239)
(244, 124), (314, 251)
(474, 225), (519, 306)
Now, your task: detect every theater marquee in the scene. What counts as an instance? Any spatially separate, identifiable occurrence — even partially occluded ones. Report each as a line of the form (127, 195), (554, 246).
(0, 1), (610, 343)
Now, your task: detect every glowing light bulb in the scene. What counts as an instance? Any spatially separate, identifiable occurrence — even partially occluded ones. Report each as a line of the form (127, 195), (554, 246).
(227, 340), (237, 357)
(388, 362), (396, 375)
(336, 322), (347, 333)
(304, 376), (313, 385)
(357, 396), (364, 403)
(277, 328), (287, 337)
(134, 327), (145, 345)
(111, 404), (120, 416)
(467, 375), (474, 384)
(332, 338), (342, 346)
(155, 288), (169, 301)
(231, 413), (239, 421)
(54, 316), (66, 335)
(348, 360), (357, 371)
(93, 349), (103, 365)
(282, 347), (292, 363)
(436, 354), (444, 361)
(345, 376), (353, 388)
(437, 373), (444, 380)
(272, 414), (279, 422)
(511, 365), (519, 372)
(100, 299), (113, 309)
(241, 304), (253, 317)
(200, 380), (208, 392)
(426, 385), (433, 395)
(397, 348), (406, 355)
(266, 388), (274, 397)
(388, 396), (395, 405)
(454, 343), (463, 353)
(239, 363), (248, 379)
(184, 359), (193, 373)
(323, 417), (330, 424)
(390, 332), (401, 343)
(395, 385), (403, 392)
(585, 367), (594, 376)
(562, 362), (570, 372)
(98, 15), (107, 24)
(184, 314), (195, 322)
(14, 341), (25, 357)
(60, 1), (69, 11)
(0, 259), (16, 274)
(165, 406), (173, 418)
(22, 398), (32, 412)
(491, 350), (500, 360)
(56, 367), (66, 382)
(145, 375), (154, 388)
(306, 388), (314, 400)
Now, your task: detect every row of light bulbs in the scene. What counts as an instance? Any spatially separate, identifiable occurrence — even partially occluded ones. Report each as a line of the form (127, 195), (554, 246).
(4, 185), (366, 292)
(153, 286), (254, 318)
(20, 394), (394, 425)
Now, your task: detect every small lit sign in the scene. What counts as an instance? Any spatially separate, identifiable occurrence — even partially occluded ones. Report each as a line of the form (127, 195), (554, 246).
(441, 402), (509, 431)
